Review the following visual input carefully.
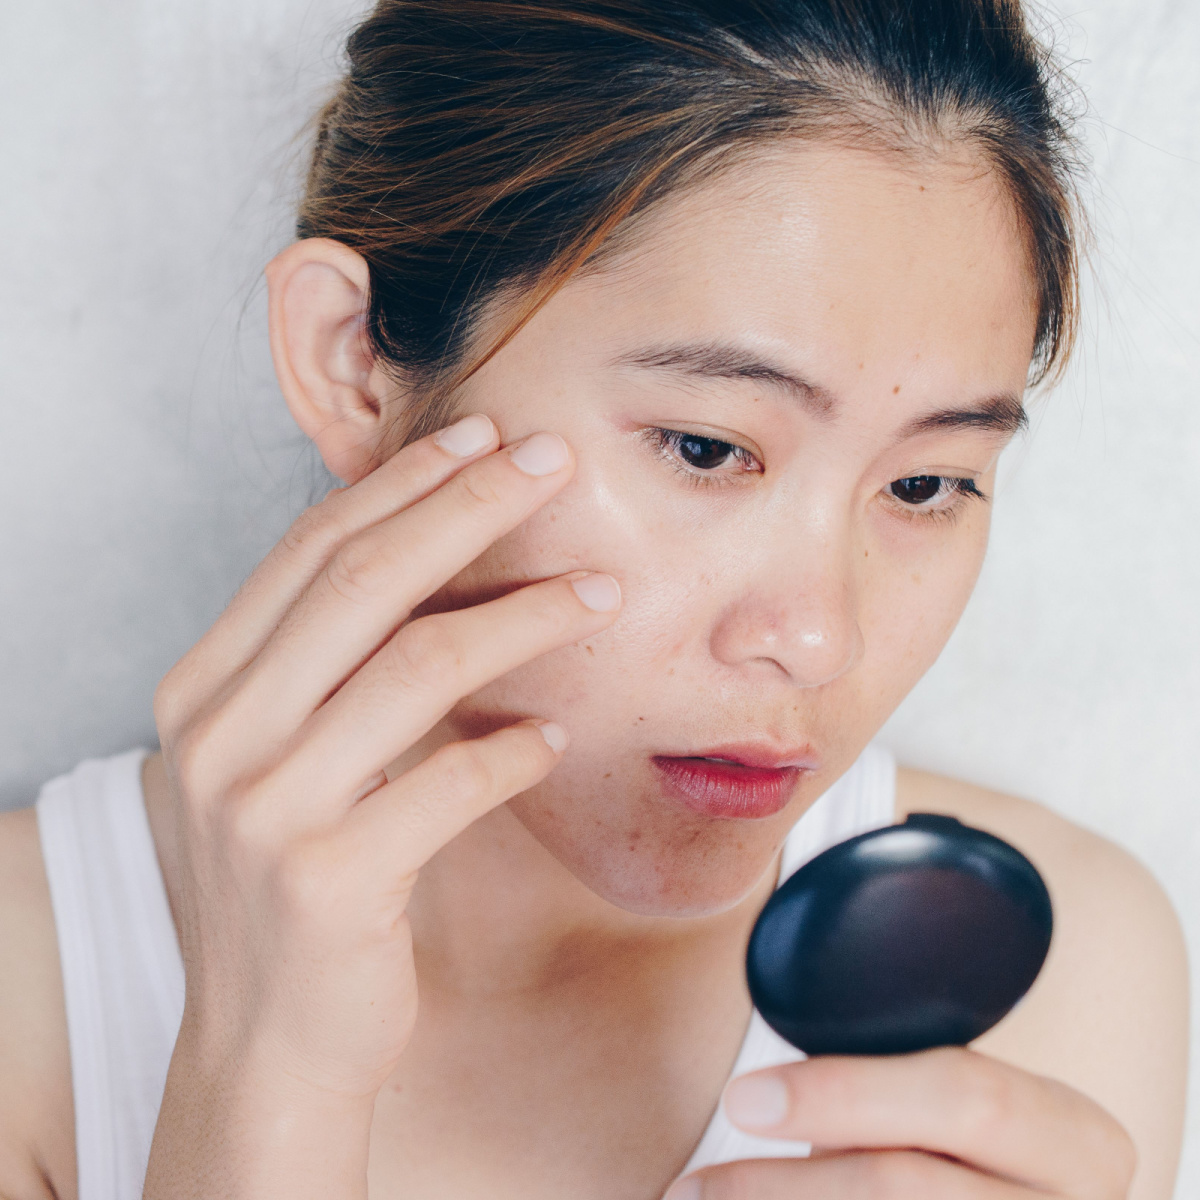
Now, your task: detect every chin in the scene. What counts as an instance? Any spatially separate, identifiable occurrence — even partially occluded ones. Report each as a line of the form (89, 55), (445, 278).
(507, 778), (791, 920)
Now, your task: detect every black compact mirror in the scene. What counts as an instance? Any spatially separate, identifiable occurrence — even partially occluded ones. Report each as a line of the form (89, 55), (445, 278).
(746, 812), (1053, 1056)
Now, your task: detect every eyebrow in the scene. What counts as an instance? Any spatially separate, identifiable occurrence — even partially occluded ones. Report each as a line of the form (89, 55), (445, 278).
(611, 341), (837, 418)
(611, 339), (1028, 438)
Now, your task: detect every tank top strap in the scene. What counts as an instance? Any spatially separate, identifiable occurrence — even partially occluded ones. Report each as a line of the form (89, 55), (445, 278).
(678, 742), (898, 1181)
(36, 749), (185, 1200)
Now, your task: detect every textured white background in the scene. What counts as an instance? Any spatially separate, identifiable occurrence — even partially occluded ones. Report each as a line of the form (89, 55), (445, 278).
(0, 0), (1195, 1191)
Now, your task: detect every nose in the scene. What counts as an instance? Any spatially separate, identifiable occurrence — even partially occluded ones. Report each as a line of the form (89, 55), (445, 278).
(707, 538), (864, 689)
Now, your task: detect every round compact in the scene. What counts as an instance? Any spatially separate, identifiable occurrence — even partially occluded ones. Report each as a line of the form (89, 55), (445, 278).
(746, 812), (1053, 1056)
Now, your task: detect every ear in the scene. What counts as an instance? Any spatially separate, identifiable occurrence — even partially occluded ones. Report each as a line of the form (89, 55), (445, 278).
(265, 238), (404, 484)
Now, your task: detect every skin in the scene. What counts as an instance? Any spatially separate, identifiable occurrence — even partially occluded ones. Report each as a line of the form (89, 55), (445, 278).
(0, 142), (1188, 1200)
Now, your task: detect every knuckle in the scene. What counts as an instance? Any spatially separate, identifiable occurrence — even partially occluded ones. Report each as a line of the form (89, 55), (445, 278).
(953, 1056), (1016, 1143)
(1091, 1109), (1138, 1198)
(858, 1151), (938, 1200)
(278, 502), (338, 564)
(211, 779), (279, 854)
(153, 671), (183, 735)
(325, 530), (390, 604)
(438, 742), (499, 803)
(273, 838), (338, 917)
(169, 714), (226, 800)
(385, 617), (465, 692)
(453, 464), (508, 515)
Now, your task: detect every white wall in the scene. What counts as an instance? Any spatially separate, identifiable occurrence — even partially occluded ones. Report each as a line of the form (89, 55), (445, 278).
(0, 0), (1195, 1192)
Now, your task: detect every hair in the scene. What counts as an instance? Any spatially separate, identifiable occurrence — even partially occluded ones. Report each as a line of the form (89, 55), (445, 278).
(299, 0), (1083, 443)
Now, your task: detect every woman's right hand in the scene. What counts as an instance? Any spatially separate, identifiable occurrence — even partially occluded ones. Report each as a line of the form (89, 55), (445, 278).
(143, 415), (621, 1199)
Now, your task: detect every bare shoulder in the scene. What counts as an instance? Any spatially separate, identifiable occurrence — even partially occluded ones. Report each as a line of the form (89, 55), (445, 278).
(897, 767), (1188, 1200)
(0, 807), (76, 1200)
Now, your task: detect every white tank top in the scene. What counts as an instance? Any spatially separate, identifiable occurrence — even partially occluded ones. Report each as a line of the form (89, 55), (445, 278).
(36, 744), (896, 1200)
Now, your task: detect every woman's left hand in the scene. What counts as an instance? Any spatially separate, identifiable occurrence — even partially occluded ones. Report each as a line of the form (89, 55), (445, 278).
(666, 1047), (1136, 1200)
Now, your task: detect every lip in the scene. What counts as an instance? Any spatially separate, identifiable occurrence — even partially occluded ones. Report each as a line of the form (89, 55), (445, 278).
(652, 744), (818, 820)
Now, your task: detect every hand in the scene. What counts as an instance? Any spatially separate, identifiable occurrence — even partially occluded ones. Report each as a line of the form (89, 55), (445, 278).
(666, 1048), (1136, 1200)
(144, 415), (621, 1198)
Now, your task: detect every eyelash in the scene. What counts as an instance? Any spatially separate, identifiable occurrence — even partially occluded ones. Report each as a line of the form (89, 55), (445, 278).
(645, 426), (988, 522)
(884, 475), (988, 524)
(644, 427), (761, 486)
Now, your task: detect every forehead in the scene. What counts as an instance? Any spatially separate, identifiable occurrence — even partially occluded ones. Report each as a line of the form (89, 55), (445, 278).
(566, 140), (1038, 402)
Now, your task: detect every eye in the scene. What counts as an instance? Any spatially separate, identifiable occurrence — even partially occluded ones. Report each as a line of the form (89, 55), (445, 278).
(646, 427), (762, 482)
(886, 474), (986, 518)
(676, 432), (739, 469)
(891, 475), (951, 504)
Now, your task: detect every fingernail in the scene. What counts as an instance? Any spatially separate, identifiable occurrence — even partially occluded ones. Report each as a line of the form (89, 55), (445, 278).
(571, 573), (621, 613)
(663, 1178), (702, 1200)
(724, 1073), (789, 1129)
(509, 432), (569, 476)
(534, 720), (569, 754)
(433, 413), (496, 458)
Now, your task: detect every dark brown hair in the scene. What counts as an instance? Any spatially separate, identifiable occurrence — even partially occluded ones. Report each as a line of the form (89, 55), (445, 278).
(299, 0), (1082, 442)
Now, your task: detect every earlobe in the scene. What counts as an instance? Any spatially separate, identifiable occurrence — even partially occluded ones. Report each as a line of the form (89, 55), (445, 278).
(266, 238), (398, 484)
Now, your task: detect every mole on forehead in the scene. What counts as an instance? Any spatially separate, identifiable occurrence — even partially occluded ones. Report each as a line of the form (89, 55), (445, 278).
(609, 339), (1028, 437)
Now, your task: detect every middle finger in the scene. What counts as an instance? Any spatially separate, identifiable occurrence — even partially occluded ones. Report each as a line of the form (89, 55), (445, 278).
(224, 431), (576, 747)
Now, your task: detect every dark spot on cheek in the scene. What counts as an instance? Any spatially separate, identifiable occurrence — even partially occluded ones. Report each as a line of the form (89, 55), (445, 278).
(585, 644), (595, 656)
(603, 772), (612, 779)
(637, 716), (645, 722)
(912, 572), (922, 585)
(893, 385), (901, 394)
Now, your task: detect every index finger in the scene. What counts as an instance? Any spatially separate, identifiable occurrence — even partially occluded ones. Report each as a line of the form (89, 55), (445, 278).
(160, 413), (499, 720)
(719, 1048), (1134, 1199)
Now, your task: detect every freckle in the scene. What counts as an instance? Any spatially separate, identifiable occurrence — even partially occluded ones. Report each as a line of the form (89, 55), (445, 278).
(637, 716), (645, 722)
(603, 772), (612, 779)
(893, 385), (901, 394)
(919, 185), (926, 192)
(912, 572), (922, 584)
(864, 549), (869, 558)
(667, 667), (675, 676)
(585, 644), (595, 656)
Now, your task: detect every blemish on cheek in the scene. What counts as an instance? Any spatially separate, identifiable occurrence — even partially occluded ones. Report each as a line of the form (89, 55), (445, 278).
(911, 572), (922, 585)
(603, 772), (612, 779)
(585, 644), (595, 656)
(892, 384), (901, 394)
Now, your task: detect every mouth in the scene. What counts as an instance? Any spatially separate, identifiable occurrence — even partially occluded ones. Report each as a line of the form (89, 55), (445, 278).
(651, 745), (817, 820)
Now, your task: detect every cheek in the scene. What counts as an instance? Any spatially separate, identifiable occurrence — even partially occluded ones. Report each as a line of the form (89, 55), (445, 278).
(862, 509), (992, 692)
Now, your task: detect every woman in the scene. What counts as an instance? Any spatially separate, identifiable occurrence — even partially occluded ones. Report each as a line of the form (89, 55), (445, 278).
(0, 1), (1188, 1198)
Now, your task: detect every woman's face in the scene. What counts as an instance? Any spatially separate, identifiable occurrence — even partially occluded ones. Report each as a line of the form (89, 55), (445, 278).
(408, 142), (1038, 917)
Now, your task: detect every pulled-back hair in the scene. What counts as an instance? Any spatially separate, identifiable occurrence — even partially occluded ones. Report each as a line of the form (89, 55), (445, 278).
(299, 0), (1082, 442)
